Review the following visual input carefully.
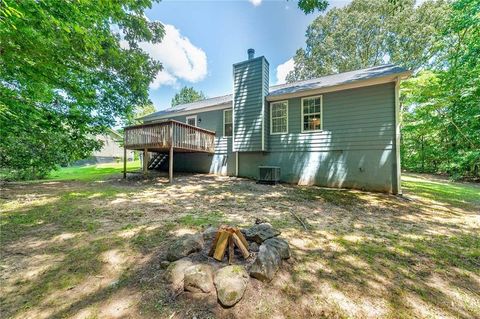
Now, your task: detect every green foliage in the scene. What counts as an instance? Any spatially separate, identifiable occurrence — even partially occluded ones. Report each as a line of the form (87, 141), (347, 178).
(295, 0), (328, 14)
(286, 0), (449, 81)
(127, 103), (156, 124)
(401, 0), (480, 179)
(0, 0), (163, 180)
(171, 86), (206, 107)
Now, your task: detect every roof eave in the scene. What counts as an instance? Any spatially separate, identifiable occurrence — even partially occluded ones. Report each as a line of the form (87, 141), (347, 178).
(266, 71), (412, 102)
(141, 101), (233, 122)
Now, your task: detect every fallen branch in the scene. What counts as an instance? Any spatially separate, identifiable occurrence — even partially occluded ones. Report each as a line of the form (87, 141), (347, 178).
(290, 211), (308, 231)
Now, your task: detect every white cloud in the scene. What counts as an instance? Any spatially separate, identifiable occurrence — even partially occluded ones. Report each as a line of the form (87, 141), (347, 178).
(275, 58), (295, 84)
(150, 70), (177, 89)
(121, 23), (207, 89)
(249, 0), (262, 7)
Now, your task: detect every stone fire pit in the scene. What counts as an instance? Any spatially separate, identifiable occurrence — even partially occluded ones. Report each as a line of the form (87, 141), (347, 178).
(162, 222), (290, 307)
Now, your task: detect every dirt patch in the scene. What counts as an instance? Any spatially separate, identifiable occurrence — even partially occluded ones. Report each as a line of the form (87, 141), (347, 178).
(1, 173), (479, 318)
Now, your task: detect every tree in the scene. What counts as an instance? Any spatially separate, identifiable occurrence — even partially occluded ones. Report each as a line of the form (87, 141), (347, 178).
(171, 87), (206, 107)
(127, 103), (156, 125)
(295, 0), (328, 14)
(286, 0), (450, 82)
(0, 0), (163, 179)
(402, 0), (480, 178)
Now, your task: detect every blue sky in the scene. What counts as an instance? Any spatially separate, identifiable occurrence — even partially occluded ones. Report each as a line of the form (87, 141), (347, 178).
(143, 0), (349, 111)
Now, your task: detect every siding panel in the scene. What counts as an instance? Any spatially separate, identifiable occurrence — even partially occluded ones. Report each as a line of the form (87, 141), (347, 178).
(233, 57), (269, 152)
(268, 83), (395, 152)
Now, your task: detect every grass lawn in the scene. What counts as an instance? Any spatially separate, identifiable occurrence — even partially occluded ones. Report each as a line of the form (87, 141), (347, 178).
(1, 165), (479, 319)
(46, 160), (141, 181)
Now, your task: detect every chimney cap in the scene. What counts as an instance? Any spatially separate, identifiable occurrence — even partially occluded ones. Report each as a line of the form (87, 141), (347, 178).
(247, 48), (255, 60)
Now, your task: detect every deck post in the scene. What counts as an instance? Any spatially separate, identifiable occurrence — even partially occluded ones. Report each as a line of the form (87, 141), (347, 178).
(169, 122), (174, 183)
(169, 146), (174, 183)
(143, 148), (149, 176)
(123, 146), (127, 179)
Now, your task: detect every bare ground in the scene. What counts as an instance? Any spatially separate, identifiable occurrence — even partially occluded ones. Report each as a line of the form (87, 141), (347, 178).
(1, 172), (479, 319)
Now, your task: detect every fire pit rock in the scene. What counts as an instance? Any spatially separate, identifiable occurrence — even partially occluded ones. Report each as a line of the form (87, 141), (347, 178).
(214, 265), (249, 307)
(243, 223), (281, 244)
(249, 244), (281, 282)
(162, 225), (292, 307)
(164, 258), (193, 290)
(166, 233), (204, 261)
(264, 237), (291, 260)
(184, 264), (214, 293)
(249, 242), (259, 252)
(202, 226), (218, 242)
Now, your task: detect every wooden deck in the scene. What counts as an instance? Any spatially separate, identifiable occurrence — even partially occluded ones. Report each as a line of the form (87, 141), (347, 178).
(123, 120), (216, 181)
(124, 120), (215, 153)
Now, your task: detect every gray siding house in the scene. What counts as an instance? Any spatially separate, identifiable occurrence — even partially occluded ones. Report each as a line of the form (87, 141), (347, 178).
(130, 50), (410, 194)
(77, 129), (134, 165)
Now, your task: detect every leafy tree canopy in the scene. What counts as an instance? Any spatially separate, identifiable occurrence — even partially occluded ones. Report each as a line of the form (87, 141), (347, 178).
(295, 0), (329, 14)
(0, 0), (163, 179)
(402, 0), (479, 178)
(287, 0), (450, 81)
(171, 86), (206, 107)
(127, 103), (157, 125)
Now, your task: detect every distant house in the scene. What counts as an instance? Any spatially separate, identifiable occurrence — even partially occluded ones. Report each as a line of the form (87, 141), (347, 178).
(76, 129), (134, 165)
(124, 49), (410, 194)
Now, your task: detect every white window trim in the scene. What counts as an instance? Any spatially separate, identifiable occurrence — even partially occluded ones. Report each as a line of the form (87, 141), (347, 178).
(270, 100), (288, 135)
(223, 109), (233, 138)
(300, 95), (323, 133)
(186, 115), (197, 127)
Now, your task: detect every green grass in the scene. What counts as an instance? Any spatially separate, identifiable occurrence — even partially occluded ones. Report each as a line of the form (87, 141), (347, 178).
(177, 210), (225, 227)
(402, 173), (480, 209)
(46, 160), (141, 181)
(1, 171), (479, 318)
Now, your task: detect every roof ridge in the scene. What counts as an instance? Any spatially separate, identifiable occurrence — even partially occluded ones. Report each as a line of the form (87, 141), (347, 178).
(166, 93), (232, 109)
(269, 63), (397, 90)
(141, 63), (408, 121)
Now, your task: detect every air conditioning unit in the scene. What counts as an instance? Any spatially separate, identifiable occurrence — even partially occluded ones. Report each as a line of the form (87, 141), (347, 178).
(258, 166), (281, 184)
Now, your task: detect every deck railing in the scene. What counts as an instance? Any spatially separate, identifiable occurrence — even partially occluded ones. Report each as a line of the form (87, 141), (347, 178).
(124, 120), (216, 153)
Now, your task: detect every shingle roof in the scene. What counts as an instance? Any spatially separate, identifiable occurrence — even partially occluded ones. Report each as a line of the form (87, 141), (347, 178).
(140, 94), (232, 121)
(268, 64), (408, 97)
(141, 64), (409, 121)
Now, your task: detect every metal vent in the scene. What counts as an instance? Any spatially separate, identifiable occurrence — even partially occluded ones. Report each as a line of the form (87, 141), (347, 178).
(248, 48), (255, 60)
(258, 166), (280, 184)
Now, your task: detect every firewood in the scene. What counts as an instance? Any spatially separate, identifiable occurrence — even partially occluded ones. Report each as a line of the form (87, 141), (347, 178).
(231, 233), (250, 258)
(234, 228), (249, 250)
(213, 231), (230, 261)
(208, 230), (221, 257)
(228, 235), (234, 264)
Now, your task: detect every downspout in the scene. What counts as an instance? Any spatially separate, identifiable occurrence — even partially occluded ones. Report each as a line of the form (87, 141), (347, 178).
(236, 151), (239, 177)
(393, 77), (402, 195)
(232, 65), (239, 177)
(261, 59), (265, 152)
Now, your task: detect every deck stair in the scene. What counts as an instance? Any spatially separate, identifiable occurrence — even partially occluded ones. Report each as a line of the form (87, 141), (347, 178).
(148, 153), (168, 170)
(123, 120), (216, 182)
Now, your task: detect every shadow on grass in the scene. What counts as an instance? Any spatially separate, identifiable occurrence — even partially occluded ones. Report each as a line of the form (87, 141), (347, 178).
(402, 174), (480, 211)
(1, 173), (479, 318)
(285, 229), (480, 318)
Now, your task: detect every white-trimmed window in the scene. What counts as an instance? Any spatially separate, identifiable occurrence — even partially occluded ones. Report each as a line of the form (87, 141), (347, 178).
(186, 115), (197, 127)
(270, 101), (288, 134)
(223, 109), (232, 137)
(301, 96), (323, 132)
